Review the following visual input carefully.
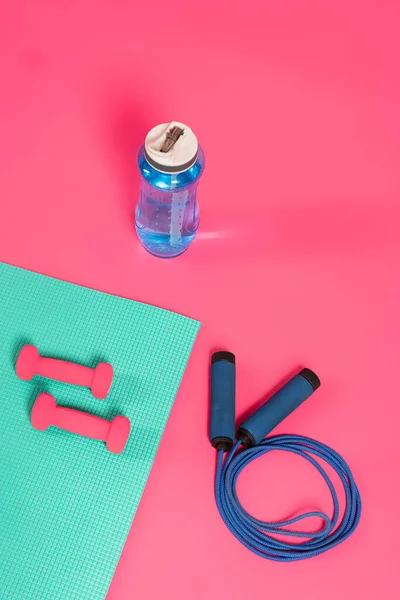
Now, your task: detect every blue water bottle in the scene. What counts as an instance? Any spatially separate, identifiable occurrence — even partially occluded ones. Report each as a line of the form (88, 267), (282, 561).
(135, 122), (205, 258)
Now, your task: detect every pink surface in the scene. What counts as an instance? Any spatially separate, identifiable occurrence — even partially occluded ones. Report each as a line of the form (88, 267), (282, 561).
(0, 0), (399, 598)
(31, 393), (130, 454)
(16, 344), (114, 398)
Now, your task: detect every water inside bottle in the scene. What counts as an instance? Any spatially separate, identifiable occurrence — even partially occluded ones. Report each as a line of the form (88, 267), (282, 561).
(135, 186), (199, 258)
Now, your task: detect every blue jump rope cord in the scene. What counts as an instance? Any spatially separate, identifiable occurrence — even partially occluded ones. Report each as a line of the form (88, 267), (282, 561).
(215, 434), (362, 561)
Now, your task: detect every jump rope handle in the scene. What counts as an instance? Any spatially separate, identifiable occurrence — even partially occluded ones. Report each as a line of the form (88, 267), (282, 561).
(209, 352), (236, 451)
(238, 368), (320, 446)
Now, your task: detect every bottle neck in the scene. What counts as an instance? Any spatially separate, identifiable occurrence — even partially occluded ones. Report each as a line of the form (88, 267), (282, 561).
(138, 145), (205, 191)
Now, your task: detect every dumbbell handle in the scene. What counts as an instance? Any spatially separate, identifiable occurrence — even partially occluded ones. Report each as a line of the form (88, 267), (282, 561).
(37, 358), (94, 387)
(31, 393), (131, 453)
(51, 405), (110, 439)
(16, 345), (114, 399)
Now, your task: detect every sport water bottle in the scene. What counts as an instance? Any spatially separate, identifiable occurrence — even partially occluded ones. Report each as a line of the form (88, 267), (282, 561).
(135, 122), (205, 258)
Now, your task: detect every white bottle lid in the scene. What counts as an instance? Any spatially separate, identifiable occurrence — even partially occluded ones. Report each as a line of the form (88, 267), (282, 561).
(144, 121), (198, 173)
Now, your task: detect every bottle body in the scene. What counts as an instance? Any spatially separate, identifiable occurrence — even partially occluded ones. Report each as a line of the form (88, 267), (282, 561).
(135, 126), (204, 258)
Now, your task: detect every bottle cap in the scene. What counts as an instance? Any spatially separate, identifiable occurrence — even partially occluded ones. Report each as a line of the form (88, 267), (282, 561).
(144, 122), (198, 173)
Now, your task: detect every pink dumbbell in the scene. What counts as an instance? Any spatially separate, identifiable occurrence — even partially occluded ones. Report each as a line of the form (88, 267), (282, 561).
(16, 345), (113, 399)
(31, 393), (130, 454)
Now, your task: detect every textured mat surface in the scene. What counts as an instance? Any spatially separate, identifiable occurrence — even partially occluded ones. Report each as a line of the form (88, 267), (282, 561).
(0, 262), (200, 600)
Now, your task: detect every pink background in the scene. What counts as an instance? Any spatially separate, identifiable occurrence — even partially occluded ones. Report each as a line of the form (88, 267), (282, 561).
(0, 1), (399, 598)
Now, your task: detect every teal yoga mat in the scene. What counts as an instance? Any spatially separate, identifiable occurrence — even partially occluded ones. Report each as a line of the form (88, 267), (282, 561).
(0, 262), (200, 599)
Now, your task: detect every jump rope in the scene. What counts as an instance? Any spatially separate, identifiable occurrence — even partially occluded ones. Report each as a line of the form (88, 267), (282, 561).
(210, 352), (362, 561)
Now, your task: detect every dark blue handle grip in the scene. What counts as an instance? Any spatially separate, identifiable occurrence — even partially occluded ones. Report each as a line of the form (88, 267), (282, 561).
(210, 352), (236, 451)
(238, 369), (320, 446)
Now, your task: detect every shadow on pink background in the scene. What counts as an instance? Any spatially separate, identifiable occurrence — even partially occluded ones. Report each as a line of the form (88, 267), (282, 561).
(0, 1), (399, 598)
